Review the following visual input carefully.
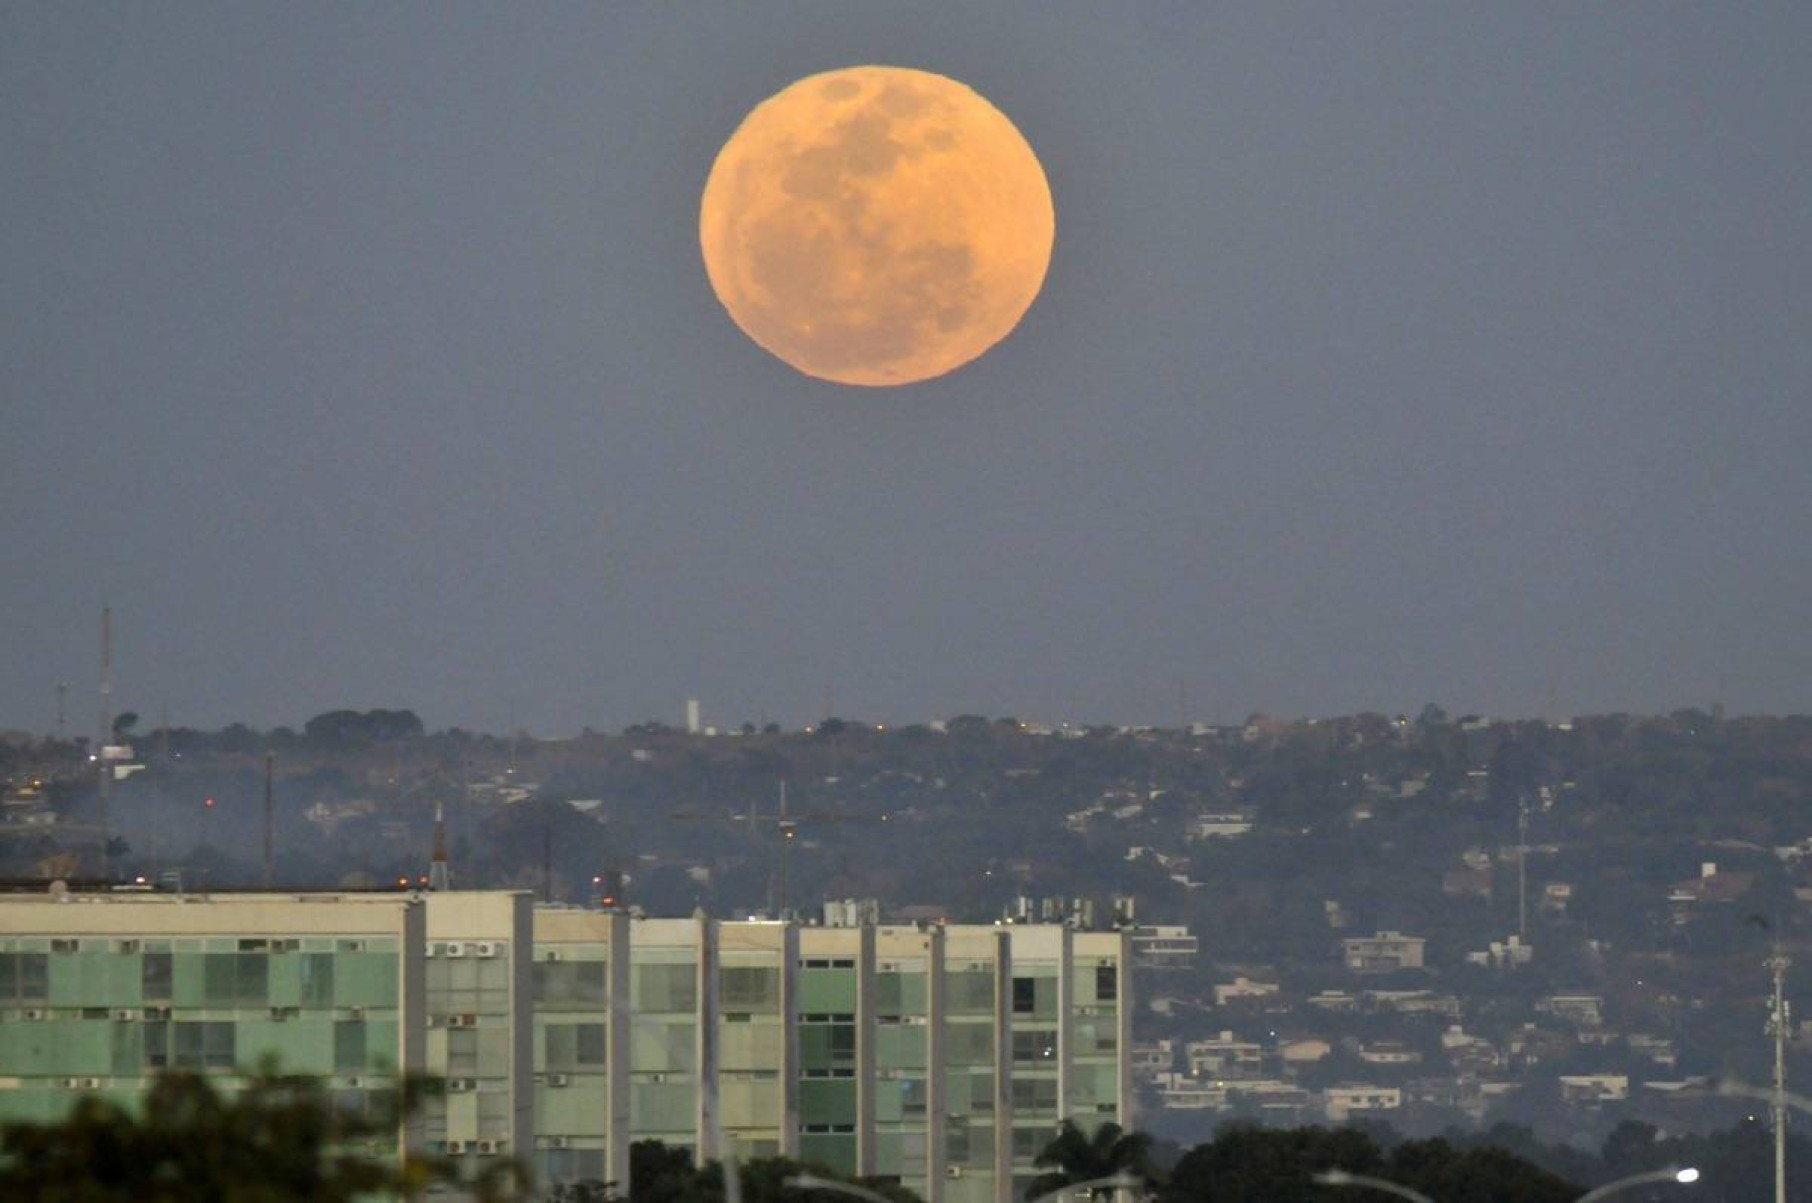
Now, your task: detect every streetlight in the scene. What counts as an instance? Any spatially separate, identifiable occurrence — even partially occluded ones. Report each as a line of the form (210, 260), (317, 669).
(1028, 1172), (1147, 1203)
(1574, 1167), (1698, 1202)
(1313, 1168), (1436, 1203)
(785, 1173), (894, 1203)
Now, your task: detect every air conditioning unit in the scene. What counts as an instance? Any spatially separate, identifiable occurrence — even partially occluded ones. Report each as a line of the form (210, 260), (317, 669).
(476, 1140), (500, 1156)
(142, 1006), (170, 1020)
(347, 1006), (365, 1020)
(112, 1008), (137, 1021)
(946, 1166), (964, 1179)
(474, 942), (499, 958)
(446, 1140), (468, 1155)
(114, 939), (140, 953)
(445, 944), (467, 959)
(424, 944), (437, 958)
(547, 1073), (570, 1088)
(24, 1009), (47, 1021)
(60, 1077), (81, 1089)
(81, 1078), (102, 1090)
(548, 1136), (571, 1150)
(543, 950), (561, 962)
(445, 1015), (466, 1029)
(346, 1077), (365, 1089)
(449, 1079), (476, 1093)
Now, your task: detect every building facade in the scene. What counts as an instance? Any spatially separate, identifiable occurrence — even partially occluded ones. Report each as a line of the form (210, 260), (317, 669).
(0, 889), (1132, 1202)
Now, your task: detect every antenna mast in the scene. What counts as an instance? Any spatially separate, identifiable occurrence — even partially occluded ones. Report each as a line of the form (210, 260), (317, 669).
(98, 607), (113, 875)
(430, 800), (451, 892)
(263, 751), (275, 888)
(1518, 800), (1530, 940)
(1769, 945), (1791, 1203)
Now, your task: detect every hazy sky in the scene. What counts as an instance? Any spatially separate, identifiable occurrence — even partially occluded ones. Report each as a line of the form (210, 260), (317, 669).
(5, 4), (1809, 736)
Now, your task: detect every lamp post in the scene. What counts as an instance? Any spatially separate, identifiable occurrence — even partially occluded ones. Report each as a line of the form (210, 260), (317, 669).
(1318, 1166), (1699, 1203)
(1574, 1167), (1698, 1202)
(1313, 1168), (1436, 1203)
(1028, 1171), (1147, 1203)
(786, 1174), (895, 1203)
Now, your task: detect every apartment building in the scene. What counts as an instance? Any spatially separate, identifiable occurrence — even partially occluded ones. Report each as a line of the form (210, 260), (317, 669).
(0, 888), (1131, 1203)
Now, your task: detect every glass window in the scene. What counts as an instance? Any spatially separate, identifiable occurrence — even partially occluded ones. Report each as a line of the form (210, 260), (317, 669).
(204, 954), (238, 1006)
(174, 1021), (235, 1070)
(111, 1022), (143, 1077)
(947, 969), (994, 1013)
(141, 953), (173, 1003)
(1012, 1030), (1056, 1062)
(299, 954), (334, 1008)
(545, 1024), (576, 1072)
(534, 960), (607, 1006)
(143, 1021), (169, 1070)
(1095, 963), (1117, 1002)
(334, 1021), (367, 1072)
(236, 954), (269, 1005)
(720, 966), (779, 1010)
(1012, 977), (1035, 1014)
(21, 952), (48, 1002)
(576, 1024), (606, 1067)
(635, 963), (696, 1013)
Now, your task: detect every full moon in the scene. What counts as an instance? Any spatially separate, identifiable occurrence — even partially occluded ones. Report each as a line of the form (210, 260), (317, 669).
(700, 65), (1055, 387)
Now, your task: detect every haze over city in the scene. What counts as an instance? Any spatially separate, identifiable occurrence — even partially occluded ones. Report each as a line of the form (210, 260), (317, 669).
(5, 5), (1808, 737)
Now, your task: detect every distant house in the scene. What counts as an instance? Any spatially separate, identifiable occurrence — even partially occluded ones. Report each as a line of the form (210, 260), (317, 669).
(1188, 1031), (1267, 1080)
(1151, 1072), (1226, 1112)
(1214, 975), (1282, 1006)
(1441, 1026), (1503, 1074)
(1343, 932), (1427, 973)
(1324, 1084), (1403, 1121)
(1355, 1039), (1422, 1067)
(1668, 862), (1754, 910)
(1559, 1073), (1630, 1105)
(1538, 994), (1606, 1027)
(1130, 1040), (1177, 1076)
(1278, 1036), (1333, 1066)
(1191, 810), (1255, 840)
(1129, 924), (1199, 965)
(1465, 934), (1534, 970)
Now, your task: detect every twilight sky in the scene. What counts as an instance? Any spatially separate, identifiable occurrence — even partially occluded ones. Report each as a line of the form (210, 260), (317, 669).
(4, 4), (1809, 736)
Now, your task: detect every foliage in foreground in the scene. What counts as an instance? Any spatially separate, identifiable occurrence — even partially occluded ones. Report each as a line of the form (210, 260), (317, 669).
(0, 1063), (528, 1202)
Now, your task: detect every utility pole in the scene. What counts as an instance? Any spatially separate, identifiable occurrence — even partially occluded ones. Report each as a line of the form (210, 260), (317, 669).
(1768, 945), (1791, 1203)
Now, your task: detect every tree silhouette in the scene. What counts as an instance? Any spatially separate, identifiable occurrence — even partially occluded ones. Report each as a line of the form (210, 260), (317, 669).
(1029, 1119), (1158, 1201)
(0, 1062), (528, 1201)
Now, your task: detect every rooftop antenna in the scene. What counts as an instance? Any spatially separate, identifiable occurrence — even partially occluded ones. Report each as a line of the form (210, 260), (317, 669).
(429, 800), (451, 892)
(263, 751), (275, 888)
(98, 607), (113, 876)
(55, 682), (67, 741)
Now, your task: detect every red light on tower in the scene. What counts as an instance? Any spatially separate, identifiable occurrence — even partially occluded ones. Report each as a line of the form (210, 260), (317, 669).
(204, 797), (215, 810)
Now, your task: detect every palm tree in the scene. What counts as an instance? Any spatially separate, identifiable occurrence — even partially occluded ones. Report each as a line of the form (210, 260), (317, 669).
(1028, 1119), (1157, 1202)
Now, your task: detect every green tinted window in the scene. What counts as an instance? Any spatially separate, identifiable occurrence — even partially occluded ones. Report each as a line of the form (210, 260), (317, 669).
(300, 954), (334, 1007)
(334, 1021), (367, 1072)
(141, 953), (172, 1002)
